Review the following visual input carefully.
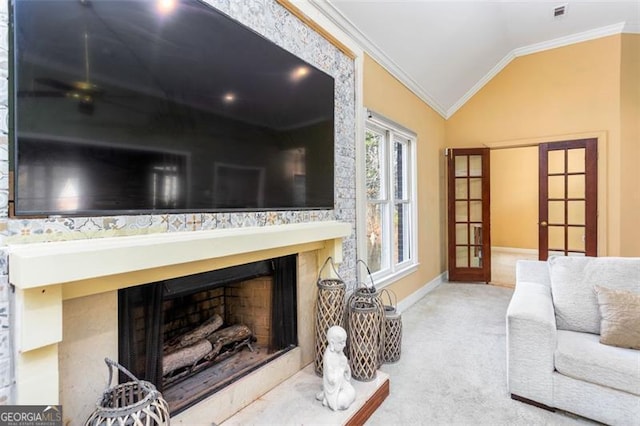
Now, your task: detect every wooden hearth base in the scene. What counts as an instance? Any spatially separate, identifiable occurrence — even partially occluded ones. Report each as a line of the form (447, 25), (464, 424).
(346, 376), (390, 425)
(220, 364), (390, 425)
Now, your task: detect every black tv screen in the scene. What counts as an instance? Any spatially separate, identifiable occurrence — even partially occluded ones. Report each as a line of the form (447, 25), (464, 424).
(12, 0), (335, 216)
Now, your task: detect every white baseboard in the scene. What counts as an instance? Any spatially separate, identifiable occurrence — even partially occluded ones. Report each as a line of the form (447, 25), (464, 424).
(491, 246), (538, 255)
(397, 271), (447, 314)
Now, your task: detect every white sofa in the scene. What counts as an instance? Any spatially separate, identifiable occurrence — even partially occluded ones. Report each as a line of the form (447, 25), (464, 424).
(506, 256), (640, 425)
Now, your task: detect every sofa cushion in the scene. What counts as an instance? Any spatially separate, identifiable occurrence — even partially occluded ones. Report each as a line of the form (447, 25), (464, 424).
(594, 285), (640, 350)
(555, 330), (640, 396)
(549, 256), (640, 334)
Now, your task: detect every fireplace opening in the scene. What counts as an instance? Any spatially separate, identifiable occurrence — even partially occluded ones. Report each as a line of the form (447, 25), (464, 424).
(118, 255), (298, 414)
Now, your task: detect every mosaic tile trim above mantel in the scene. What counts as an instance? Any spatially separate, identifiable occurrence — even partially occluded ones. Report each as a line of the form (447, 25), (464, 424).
(1, 210), (335, 245)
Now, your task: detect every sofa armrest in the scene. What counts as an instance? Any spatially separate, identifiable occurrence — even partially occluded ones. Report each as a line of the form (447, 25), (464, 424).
(506, 280), (557, 407)
(515, 260), (550, 288)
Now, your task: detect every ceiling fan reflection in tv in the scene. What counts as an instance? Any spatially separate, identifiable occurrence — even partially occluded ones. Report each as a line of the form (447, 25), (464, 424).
(17, 31), (125, 115)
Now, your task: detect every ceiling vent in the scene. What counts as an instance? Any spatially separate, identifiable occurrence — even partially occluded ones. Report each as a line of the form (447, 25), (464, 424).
(553, 4), (568, 18)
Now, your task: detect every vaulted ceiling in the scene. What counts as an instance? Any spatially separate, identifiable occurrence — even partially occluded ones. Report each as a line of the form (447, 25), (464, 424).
(311, 0), (640, 118)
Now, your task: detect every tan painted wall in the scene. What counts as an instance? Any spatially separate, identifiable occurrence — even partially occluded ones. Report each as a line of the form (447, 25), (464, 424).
(363, 54), (447, 301)
(620, 34), (640, 256)
(446, 34), (640, 256)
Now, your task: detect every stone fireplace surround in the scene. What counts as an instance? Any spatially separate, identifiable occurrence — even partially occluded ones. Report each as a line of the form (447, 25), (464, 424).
(9, 221), (351, 423)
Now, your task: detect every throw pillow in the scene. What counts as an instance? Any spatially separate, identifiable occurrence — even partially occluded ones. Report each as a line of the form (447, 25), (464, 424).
(593, 285), (640, 350)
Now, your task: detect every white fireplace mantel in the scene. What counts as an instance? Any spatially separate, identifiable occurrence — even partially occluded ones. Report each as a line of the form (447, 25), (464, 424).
(9, 221), (351, 289)
(9, 221), (351, 406)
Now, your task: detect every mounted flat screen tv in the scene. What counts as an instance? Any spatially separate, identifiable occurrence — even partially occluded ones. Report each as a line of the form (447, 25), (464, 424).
(12, 0), (335, 216)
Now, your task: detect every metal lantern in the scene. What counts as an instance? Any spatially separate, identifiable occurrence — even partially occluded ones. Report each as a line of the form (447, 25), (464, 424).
(314, 257), (346, 376)
(381, 289), (403, 364)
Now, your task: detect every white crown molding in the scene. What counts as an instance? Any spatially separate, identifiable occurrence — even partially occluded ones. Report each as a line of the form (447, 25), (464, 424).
(513, 22), (626, 57)
(310, 0), (448, 118)
(447, 22), (627, 118)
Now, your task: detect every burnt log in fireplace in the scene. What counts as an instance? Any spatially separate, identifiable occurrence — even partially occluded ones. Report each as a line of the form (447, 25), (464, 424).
(118, 255), (298, 414)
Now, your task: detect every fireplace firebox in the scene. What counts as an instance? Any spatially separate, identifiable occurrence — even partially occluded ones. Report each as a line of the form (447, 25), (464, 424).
(118, 255), (298, 414)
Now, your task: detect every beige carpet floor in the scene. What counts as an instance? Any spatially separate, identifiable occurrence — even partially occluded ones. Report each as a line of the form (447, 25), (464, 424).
(365, 283), (596, 425)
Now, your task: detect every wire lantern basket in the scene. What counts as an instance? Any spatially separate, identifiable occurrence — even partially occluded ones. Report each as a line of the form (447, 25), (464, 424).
(314, 257), (346, 376)
(346, 261), (385, 381)
(85, 358), (170, 426)
(347, 295), (381, 381)
(381, 289), (403, 364)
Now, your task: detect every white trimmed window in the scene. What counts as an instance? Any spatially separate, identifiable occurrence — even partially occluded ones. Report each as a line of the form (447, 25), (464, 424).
(363, 111), (417, 285)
